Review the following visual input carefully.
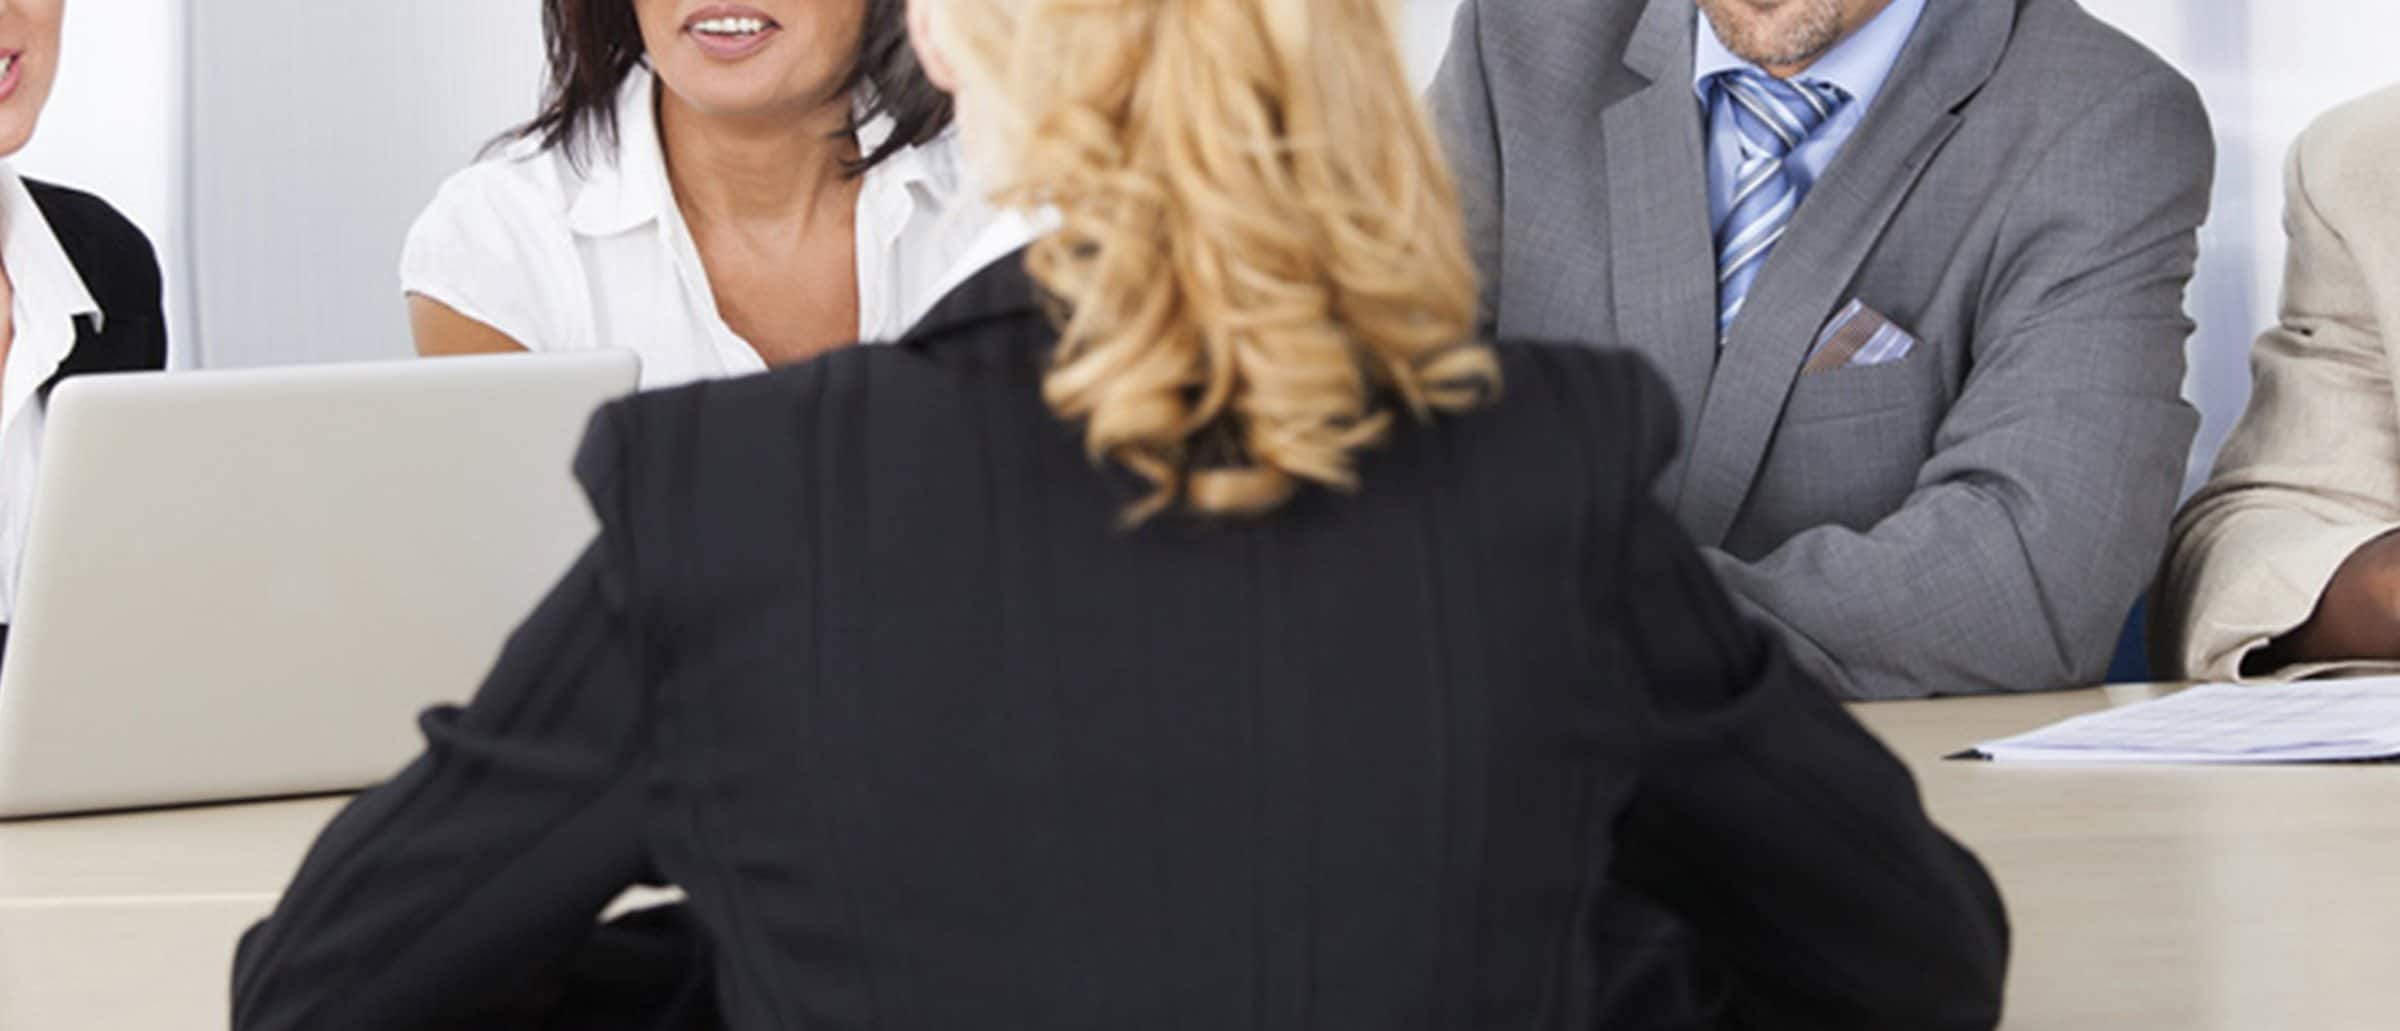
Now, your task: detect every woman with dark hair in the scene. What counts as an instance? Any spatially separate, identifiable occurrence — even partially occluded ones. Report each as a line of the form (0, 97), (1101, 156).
(403, 0), (995, 387)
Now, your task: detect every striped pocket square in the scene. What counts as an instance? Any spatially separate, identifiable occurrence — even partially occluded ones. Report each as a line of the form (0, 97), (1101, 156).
(1801, 299), (1919, 375)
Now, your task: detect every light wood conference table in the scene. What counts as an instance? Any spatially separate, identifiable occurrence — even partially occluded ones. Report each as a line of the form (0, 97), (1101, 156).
(6, 685), (2400, 1028)
(0, 795), (345, 1029)
(1855, 684), (2400, 1030)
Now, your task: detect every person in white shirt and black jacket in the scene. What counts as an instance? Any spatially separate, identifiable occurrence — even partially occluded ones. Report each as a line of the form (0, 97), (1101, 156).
(0, 0), (171, 650)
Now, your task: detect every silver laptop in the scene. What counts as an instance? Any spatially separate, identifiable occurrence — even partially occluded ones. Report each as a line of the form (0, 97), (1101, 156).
(0, 350), (640, 818)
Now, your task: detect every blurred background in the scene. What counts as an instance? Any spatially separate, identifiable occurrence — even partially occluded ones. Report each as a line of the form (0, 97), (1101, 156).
(23, 0), (2396, 494)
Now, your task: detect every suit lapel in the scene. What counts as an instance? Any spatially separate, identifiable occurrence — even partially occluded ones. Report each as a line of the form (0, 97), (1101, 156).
(1671, 0), (2017, 545)
(1604, 0), (1718, 503)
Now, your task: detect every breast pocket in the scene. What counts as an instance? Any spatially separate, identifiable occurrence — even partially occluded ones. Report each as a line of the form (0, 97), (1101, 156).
(1782, 343), (1948, 425)
(1731, 349), (1947, 552)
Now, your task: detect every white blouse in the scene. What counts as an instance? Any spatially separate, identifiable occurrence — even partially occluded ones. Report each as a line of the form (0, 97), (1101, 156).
(0, 161), (107, 620)
(401, 68), (998, 390)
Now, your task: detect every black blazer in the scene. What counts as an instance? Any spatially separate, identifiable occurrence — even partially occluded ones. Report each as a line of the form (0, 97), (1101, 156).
(27, 179), (169, 383)
(232, 254), (2006, 1030)
(0, 181), (169, 650)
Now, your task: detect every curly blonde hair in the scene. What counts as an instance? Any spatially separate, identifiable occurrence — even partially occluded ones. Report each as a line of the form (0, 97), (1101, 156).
(937, 0), (1500, 521)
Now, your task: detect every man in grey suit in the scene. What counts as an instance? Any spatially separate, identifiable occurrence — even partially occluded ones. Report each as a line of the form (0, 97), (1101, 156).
(1432, 0), (2213, 699)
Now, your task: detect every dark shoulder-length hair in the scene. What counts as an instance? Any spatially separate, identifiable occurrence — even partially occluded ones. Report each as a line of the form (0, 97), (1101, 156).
(500, 0), (952, 176)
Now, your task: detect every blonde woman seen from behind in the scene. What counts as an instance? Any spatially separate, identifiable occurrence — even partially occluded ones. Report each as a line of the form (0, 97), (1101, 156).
(931, 0), (1497, 521)
(234, 1), (2008, 1027)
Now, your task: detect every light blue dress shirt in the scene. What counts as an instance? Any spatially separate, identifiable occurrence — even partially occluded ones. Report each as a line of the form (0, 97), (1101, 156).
(1696, 0), (1928, 234)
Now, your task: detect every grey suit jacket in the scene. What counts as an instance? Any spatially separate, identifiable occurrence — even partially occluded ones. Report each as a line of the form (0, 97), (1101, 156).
(1431, 0), (2212, 699)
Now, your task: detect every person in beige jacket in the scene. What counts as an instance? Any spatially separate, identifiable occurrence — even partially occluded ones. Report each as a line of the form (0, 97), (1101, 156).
(2158, 84), (2400, 681)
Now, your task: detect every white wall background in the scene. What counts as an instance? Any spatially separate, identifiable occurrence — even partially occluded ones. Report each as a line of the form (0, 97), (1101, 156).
(19, 1), (541, 369)
(188, 3), (545, 367)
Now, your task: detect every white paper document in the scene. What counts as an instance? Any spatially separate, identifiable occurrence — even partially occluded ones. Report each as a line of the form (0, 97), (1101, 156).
(1971, 679), (2400, 764)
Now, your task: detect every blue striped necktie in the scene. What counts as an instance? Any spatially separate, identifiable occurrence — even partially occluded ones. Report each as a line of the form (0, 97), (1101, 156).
(1709, 70), (1849, 341)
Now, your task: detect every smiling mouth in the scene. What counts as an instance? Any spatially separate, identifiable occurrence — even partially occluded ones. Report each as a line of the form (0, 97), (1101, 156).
(0, 54), (18, 81)
(689, 15), (779, 39)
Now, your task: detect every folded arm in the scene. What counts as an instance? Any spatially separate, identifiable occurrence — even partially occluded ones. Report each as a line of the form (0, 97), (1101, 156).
(1709, 68), (2213, 699)
(2156, 107), (2400, 680)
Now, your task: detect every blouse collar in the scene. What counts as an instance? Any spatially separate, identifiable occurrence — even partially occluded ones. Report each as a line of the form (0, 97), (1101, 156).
(0, 162), (103, 336)
(566, 66), (959, 240)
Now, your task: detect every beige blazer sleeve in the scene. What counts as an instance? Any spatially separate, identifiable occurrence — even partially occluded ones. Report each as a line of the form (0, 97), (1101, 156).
(2157, 85), (2400, 681)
